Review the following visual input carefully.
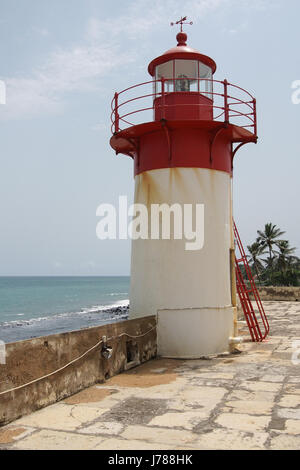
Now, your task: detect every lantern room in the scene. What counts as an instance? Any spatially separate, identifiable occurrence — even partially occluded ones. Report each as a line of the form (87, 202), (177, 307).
(148, 31), (216, 120)
(110, 22), (257, 166)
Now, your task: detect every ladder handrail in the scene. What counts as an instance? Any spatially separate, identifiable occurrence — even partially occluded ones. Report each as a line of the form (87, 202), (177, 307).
(234, 220), (270, 341)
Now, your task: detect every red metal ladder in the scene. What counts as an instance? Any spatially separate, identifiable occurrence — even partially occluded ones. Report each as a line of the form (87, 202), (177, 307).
(234, 221), (270, 342)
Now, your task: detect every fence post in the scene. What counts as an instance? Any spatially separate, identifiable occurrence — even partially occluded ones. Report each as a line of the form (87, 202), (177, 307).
(114, 92), (119, 134)
(253, 98), (257, 137)
(224, 79), (229, 123)
(161, 77), (165, 120)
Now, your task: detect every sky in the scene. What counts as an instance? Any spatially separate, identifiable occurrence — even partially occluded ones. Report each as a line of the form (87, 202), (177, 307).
(0, 0), (299, 276)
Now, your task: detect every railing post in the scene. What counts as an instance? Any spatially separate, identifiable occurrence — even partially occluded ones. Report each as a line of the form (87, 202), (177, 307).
(114, 92), (119, 134)
(161, 77), (165, 120)
(224, 79), (229, 123)
(253, 98), (257, 138)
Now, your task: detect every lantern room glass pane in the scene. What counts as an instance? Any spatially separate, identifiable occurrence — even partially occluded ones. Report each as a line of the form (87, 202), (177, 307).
(155, 60), (174, 93)
(199, 62), (213, 99)
(154, 59), (213, 97)
(156, 60), (173, 80)
(174, 60), (198, 92)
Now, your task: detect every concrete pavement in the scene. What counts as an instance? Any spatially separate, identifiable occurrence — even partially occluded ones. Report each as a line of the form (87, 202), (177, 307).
(0, 301), (300, 450)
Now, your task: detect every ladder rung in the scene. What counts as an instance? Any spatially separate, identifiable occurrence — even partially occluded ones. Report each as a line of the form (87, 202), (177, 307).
(234, 219), (269, 343)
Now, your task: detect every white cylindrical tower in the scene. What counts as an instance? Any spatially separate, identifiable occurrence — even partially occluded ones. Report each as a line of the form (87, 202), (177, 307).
(110, 28), (257, 358)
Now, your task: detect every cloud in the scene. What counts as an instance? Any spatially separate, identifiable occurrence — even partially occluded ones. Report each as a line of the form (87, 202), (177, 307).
(36, 44), (126, 94)
(91, 122), (110, 132)
(33, 27), (50, 37)
(224, 22), (248, 35)
(53, 261), (63, 269)
(0, 35), (134, 120)
(82, 0), (275, 46)
(0, 0), (274, 120)
(85, 0), (230, 41)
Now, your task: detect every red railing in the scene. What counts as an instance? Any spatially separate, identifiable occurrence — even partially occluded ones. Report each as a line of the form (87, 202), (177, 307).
(234, 221), (269, 342)
(111, 78), (257, 137)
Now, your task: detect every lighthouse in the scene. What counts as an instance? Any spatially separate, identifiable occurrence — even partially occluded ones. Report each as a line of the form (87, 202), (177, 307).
(110, 18), (257, 358)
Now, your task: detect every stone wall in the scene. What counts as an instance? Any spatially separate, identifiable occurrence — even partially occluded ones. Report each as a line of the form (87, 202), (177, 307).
(0, 316), (156, 426)
(252, 286), (300, 301)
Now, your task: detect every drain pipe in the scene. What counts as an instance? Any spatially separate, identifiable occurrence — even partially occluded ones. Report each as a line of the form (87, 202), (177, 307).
(229, 238), (241, 350)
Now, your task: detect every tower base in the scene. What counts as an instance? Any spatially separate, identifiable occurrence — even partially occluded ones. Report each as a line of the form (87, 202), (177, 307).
(157, 307), (234, 359)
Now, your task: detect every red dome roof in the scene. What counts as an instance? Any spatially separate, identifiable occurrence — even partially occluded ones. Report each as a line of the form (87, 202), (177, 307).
(148, 33), (217, 76)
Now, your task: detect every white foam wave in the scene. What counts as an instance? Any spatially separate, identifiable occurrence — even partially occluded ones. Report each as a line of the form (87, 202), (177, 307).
(0, 299), (129, 329)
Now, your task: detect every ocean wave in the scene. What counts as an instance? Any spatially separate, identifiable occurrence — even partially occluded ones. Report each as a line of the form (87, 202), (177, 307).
(108, 292), (128, 296)
(80, 299), (129, 314)
(0, 299), (129, 330)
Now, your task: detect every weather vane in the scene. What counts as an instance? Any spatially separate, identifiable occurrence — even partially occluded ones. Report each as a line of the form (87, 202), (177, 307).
(170, 16), (193, 33)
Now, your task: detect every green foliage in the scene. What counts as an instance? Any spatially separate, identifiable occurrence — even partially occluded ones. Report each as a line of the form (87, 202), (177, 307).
(244, 223), (300, 287)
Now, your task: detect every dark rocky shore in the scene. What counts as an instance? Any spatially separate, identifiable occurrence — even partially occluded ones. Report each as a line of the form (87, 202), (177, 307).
(0, 303), (130, 344)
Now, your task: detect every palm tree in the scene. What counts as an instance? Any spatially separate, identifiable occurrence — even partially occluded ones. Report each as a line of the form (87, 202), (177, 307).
(274, 240), (297, 273)
(257, 223), (285, 269)
(287, 256), (300, 270)
(247, 242), (266, 281)
(259, 254), (277, 285)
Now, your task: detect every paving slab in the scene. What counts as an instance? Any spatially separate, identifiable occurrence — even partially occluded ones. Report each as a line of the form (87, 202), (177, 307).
(13, 403), (109, 431)
(1, 301), (300, 450)
(215, 412), (271, 433)
(11, 429), (106, 450)
(195, 428), (269, 450)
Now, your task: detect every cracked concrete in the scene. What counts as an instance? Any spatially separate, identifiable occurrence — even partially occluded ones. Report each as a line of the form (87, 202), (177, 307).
(0, 301), (300, 450)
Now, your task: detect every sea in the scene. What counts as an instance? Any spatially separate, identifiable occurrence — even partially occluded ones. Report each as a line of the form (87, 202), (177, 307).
(0, 276), (130, 344)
